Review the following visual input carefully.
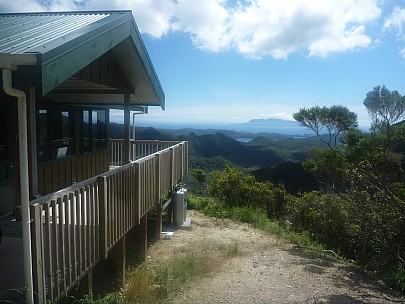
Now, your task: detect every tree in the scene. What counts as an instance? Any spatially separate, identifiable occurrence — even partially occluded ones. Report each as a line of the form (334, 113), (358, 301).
(192, 169), (206, 185)
(293, 105), (357, 151)
(363, 85), (405, 159)
(364, 85), (405, 134)
(207, 165), (256, 207)
(292, 87), (405, 287)
(207, 166), (291, 215)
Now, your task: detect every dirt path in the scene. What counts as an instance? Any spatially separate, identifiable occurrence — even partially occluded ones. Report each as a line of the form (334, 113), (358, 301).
(147, 210), (404, 304)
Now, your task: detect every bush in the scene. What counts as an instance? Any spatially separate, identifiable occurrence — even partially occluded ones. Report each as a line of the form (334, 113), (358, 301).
(292, 192), (350, 251)
(207, 165), (292, 218)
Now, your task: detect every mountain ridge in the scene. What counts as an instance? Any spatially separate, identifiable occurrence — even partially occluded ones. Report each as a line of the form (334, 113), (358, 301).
(233, 118), (301, 127)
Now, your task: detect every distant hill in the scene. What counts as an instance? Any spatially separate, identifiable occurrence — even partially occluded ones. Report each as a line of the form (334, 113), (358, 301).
(109, 123), (177, 141)
(109, 123), (327, 170)
(233, 118), (301, 127)
(186, 132), (283, 168)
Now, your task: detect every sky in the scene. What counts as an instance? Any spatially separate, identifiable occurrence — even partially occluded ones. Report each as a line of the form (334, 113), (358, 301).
(2, 0), (405, 128)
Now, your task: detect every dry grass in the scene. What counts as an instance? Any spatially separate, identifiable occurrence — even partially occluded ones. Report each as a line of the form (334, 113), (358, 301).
(122, 239), (240, 303)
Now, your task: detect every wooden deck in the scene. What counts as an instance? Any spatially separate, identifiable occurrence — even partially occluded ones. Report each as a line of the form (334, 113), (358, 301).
(0, 140), (188, 303)
(0, 217), (25, 303)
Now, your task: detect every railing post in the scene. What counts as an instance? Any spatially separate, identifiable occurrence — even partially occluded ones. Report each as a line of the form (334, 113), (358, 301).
(184, 142), (189, 175)
(97, 176), (108, 260)
(155, 153), (162, 240)
(170, 147), (174, 188)
(30, 203), (45, 304)
(134, 162), (141, 225)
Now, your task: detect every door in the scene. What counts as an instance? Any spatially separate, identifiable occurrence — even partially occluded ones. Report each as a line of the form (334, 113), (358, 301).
(0, 106), (14, 217)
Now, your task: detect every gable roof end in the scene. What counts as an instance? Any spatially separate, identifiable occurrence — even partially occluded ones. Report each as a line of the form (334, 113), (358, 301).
(0, 11), (165, 109)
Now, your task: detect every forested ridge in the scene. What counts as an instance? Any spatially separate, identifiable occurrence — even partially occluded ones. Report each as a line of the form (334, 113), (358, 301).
(110, 85), (405, 292)
(195, 85), (405, 293)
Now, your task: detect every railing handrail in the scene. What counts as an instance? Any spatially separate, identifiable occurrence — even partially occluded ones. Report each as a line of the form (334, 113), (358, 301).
(110, 139), (183, 145)
(30, 140), (187, 207)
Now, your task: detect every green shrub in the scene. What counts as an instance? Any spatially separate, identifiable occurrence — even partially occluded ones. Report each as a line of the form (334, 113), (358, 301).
(392, 263), (405, 292)
(74, 293), (122, 304)
(292, 191), (350, 251)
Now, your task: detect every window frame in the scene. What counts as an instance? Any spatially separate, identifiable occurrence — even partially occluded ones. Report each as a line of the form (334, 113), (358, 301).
(37, 106), (75, 163)
(81, 108), (108, 154)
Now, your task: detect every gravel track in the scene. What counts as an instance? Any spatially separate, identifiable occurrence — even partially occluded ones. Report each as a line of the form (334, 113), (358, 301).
(146, 210), (405, 304)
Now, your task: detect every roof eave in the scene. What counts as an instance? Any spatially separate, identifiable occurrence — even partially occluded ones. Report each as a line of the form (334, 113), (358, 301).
(40, 13), (131, 96)
(112, 18), (165, 110)
(0, 53), (38, 69)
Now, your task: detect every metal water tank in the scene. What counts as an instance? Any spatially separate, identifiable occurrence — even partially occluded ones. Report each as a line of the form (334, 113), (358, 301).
(182, 188), (188, 221)
(173, 188), (187, 224)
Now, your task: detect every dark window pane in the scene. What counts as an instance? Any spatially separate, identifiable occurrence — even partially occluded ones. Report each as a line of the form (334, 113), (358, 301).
(82, 110), (91, 152)
(38, 109), (51, 161)
(0, 112), (8, 159)
(37, 107), (75, 162)
(93, 110), (106, 150)
(53, 110), (75, 158)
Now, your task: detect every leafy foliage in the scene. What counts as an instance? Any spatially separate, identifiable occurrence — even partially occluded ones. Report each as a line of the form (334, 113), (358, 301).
(293, 105), (357, 150)
(187, 86), (405, 291)
(207, 165), (292, 219)
(364, 85), (405, 133)
(252, 161), (319, 195)
(292, 86), (405, 290)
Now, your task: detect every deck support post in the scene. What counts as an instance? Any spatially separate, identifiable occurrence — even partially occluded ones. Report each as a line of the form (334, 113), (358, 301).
(156, 198), (162, 240)
(134, 214), (148, 262)
(140, 215), (147, 262)
(120, 235), (126, 287)
(87, 268), (93, 295)
(167, 192), (173, 224)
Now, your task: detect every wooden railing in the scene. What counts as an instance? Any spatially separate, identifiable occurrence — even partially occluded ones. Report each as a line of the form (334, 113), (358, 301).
(29, 141), (188, 303)
(110, 139), (184, 166)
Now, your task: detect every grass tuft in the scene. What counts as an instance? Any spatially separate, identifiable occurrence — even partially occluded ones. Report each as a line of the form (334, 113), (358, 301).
(392, 263), (405, 292)
(123, 251), (211, 303)
(123, 266), (159, 304)
(218, 240), (240, 257)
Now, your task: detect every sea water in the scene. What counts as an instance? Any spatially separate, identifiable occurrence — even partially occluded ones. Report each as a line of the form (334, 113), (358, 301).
(137, 121), (313, 136)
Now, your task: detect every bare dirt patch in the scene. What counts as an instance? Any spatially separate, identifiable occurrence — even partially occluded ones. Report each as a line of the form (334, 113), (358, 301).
(146, 210), (404, 304)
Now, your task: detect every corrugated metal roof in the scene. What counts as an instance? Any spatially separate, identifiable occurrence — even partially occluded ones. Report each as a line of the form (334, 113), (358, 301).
(0, 12), (110, 53)
(0, 11), (165, 109)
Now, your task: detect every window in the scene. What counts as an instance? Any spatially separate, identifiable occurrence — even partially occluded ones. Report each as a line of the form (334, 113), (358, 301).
(37, 107), (75, 162)
(82, 110), (90, 152)
(0, 111), (8, 160)
(53, 110), (74, 159)
(82, 109), (107, 152)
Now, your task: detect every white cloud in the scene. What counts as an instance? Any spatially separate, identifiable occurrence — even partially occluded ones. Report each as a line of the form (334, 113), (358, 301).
(259, 113), (294, 121)
(171, 0), (231, 51)
(0, 0), (44, 12)
(400, 47), (405, 60)
(1, 0), (382, 59)
(228, 0), (381, 59)
(383, 6), (405, 59)
(83, 0), (176, 38)
(384, 6), (405, 40)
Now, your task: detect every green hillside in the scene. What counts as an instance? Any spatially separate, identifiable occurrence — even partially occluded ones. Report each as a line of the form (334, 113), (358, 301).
(109, 123), (327, 172)
(185, 132), (283, 168)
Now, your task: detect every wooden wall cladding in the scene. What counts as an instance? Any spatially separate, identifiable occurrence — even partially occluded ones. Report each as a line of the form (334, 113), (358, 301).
(37, 151), (108, 196)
